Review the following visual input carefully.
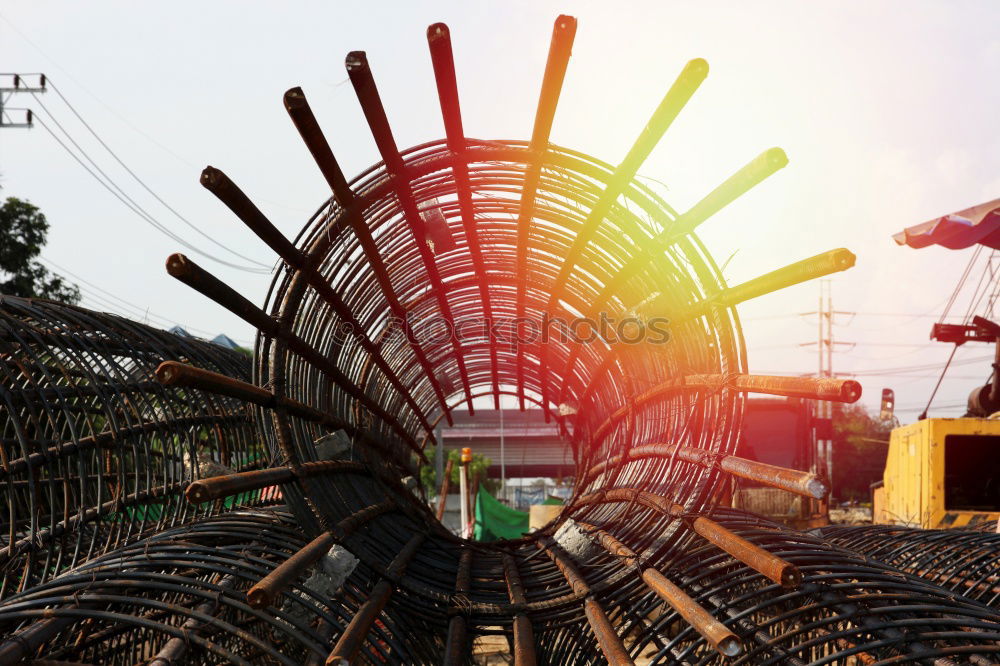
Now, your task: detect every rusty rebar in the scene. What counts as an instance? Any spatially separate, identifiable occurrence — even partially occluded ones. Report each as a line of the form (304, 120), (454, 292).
(9, 14), (1000, 666)
(326, 533), (426, 664)
(0, 296), (264, 598)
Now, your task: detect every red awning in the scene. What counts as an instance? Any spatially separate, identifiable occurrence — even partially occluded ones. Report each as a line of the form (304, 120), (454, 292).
(893, 198), (1000, 250)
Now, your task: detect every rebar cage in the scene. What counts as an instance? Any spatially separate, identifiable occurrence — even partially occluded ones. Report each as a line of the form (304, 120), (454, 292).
(1, 14), (999, 666)
(0, 296), (268, 599)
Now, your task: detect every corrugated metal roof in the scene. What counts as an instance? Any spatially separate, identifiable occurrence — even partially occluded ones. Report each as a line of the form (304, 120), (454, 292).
(440, 409), (573, 478)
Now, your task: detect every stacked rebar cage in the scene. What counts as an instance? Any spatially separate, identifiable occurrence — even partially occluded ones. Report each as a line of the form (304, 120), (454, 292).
(0, 15), (999, 666)
(0, 296), (270, 599)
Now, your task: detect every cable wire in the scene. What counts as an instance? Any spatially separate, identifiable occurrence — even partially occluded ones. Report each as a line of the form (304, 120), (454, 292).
(917, 344), (959, 420)
(43, 80), (271, 269)
(32, 112), (271, 274)
(40, 256), (252, 345)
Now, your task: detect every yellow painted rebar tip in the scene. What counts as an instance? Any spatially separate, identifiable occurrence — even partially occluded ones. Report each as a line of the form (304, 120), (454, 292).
(764, 146), (789, 170)
(685, 58), (710, 80)
(832, 248), (857, 270)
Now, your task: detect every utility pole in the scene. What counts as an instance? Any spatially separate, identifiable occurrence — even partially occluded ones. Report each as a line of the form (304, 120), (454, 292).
(459, 447), (472, 539)
(434, 423), (444, 491)
(0, 73), (46, 129)
(800, 280), (855, 491)
(499, 404), (506, 503)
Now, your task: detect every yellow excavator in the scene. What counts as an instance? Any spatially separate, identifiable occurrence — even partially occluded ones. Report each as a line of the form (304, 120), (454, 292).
(873, 199), (1000, 529)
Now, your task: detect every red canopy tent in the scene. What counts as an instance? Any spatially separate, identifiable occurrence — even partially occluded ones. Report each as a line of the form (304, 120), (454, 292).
(893, 198), (1000, 250)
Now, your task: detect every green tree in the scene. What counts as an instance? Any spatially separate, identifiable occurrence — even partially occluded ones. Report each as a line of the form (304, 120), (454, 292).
(831, 403), (892, 502)
(420, 446), (497, 496)
(1, 197), (80, 304)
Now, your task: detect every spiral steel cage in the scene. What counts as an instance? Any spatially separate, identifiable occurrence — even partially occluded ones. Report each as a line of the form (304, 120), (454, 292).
(5, 512), (999, 665)
(820, 524), (1000, 610)
(6, 14), (996, 666)
(252, 132), (754, 541)
(0, 509), (355, 665)
(617, 509), (1000, 664)
(0, 296), (268, 599)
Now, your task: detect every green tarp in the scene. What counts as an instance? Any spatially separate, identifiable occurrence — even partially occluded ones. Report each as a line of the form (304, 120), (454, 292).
(116, 490), (261, 522)
(474, 487), (528, 541)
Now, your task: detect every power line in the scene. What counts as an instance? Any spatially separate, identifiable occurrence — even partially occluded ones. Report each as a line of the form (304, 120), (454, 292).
(0, 14), (311, 215)
(844, 345), (936, 362)
(754, 354), (994, 378)
(41, 256), (178, 324)
(896, 402), (966, 413)
(847, 342), (934, 348)
(76, 287), (165, 326)
(40, 256), (253, 345)
(75, 286), (252, 347)
(867, 374), (984, 380)
(744, 311), (961, 324)
(741, 313), (803, 321)
(42, 80), (271, 269)
(75, 282), (249, 345)
(0, 11), (199, 168)
(942, 245), (983, 322)
(31, 111), (270, 274)
(916, 345), (959, 419)
(845, 354), (993, 377)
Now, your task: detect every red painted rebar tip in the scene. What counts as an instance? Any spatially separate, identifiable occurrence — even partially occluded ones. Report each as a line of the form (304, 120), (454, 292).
(427, 22), (450, 41)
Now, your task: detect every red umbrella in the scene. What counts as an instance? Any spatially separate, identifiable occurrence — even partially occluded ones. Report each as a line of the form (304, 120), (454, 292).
(893, 198), (1000, 249)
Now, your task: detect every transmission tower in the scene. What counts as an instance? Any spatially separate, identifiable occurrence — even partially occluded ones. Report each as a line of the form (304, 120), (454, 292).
(801, 280), (855, 489)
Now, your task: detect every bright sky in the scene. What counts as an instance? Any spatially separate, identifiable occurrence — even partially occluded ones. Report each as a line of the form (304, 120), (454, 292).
(2, 1), (998, 419)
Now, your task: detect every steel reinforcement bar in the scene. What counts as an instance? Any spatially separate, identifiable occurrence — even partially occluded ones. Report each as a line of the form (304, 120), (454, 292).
(5, 14), (1000, 666)
(820, 524), (1000, 609)
(0, 295), (268, 600)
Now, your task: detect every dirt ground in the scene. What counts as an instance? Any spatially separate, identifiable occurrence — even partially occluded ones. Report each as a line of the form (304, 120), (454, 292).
(828, 506), (873, 525)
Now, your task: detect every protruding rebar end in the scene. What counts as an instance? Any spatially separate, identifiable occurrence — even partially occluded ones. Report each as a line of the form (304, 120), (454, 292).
(832, 248), (857, 271)
(427, 22), (449, 42)
(840, 380), (863, 403)
(185, 482), (211, 505)
(780, 565), (803, 589)
(764, 146), (789, 170)
(345, 51), (368, 72)
(200, 165), (224, 192)
(718, 635), (743, 658)
(283, 86), (307, 111)
(806, 478), (828, 500)
(684, 57), (710, 82)
(155, 361), (181, 386)
(555, 14), (577, 32)
(165, 253), (190, 278)
(246, 586), (271, 610)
